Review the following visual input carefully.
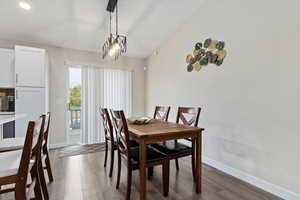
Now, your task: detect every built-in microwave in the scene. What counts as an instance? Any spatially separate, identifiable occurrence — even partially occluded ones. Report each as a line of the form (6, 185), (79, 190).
(0, 88), (15, 114)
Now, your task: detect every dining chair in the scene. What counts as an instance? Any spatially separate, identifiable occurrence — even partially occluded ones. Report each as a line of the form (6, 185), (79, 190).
(151, 107), (201, 181)
(0, 117), (46, 200)
(111, 110), (170, 200)
(153, 106), (171, 121)
(100, 108), (116, 177)
(148, 106), (171, 179)
(109, 109), (139, 148)
(42, 112), (54, 183)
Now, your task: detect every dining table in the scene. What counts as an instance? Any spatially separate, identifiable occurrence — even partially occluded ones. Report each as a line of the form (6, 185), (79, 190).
(128, 119), (204, 200)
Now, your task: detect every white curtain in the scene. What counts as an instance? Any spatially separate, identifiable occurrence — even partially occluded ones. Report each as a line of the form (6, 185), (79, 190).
(81, 67), (132, 144)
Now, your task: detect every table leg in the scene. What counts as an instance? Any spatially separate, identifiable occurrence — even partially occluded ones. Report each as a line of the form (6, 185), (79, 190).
(195, 132), (202, 193)
(139, 139), (147, 200)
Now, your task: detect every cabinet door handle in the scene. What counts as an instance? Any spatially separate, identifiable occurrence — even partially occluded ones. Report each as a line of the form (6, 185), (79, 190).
(16, 90), (18, 100)
(16, 74), (18, 84)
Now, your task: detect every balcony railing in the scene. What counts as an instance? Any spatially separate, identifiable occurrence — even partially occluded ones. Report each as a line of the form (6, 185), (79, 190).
(70, 106), (81, 130)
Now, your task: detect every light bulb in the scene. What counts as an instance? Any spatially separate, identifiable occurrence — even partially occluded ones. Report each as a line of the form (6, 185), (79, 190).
(108, 43), (121, 57)
(113, 43), (120, 51)
(108, 48), (116, 57)
(19, 1), (31, 10)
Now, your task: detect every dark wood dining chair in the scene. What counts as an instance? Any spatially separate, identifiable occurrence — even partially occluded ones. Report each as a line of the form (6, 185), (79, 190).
(100, 108), (116, 177)
(148, 106), (171, 179)
(153, 106), (171, 121)
(111, 110), (170, 200)
(0, 117), (45, 200)
(151, 107), (201, 181)
(109, 109), (139, 148)
(41, 112), (54, 184)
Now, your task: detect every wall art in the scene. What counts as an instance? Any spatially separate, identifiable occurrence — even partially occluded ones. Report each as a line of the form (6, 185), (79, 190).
(186, 38), (227, 72)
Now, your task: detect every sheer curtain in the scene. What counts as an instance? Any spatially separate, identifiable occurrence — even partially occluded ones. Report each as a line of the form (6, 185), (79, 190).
(81, 67), (132, 144)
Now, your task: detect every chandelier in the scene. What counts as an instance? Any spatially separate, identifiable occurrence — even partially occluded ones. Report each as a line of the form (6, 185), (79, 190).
(102, 2), (127, 60)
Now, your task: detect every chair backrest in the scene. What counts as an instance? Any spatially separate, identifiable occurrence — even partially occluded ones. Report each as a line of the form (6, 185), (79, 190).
(42, 112), (51, 149)
(110, 110), (132, 162)
(16, 115), (46, 199)
(176, 107), (201, 127)
(33, 115), (46, 154)
(17, 121), (35, 180)
(100, 108), (114, 140)
(153, 106), (171, 121)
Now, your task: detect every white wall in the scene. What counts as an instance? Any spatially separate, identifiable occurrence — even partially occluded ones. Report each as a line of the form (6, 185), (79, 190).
(0, 39), (146, 146)
(146, 0), (300, 198)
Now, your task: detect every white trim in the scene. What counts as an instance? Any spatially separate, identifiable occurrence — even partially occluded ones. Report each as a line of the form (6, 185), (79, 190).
(49, 143), (68, 150)
(203, 156), (300, 200)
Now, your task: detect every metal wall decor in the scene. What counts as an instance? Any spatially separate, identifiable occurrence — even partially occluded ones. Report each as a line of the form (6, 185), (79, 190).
(102, 2), (127, 60)
(186, 38), (227, 72)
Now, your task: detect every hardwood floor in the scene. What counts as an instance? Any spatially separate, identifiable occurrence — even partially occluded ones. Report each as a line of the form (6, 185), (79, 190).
(0, 149), (283, 200)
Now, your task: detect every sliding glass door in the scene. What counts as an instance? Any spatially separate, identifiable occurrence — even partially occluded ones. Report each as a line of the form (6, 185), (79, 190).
(67, 65), (132, 145)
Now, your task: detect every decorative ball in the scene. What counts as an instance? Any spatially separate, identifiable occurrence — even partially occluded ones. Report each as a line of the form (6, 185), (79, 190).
(187, 64), (194, 72)
(186, 54), (193, 64)
(216, 41), (225, 50)
(205, 51), (213, 59)
(200, 56), (209, 66)
(208, 40), (217, 51)
(210, 54), (218, 63)
(190, 56), (197, 64)
(216, 59), (223, 66)
(199, 48), (206, 56)
(195, 42), (203, 50)
(193, 61), (202, 71)
(193, 49), (200, 56)
(194, 54), (202, 61)
(216, 50), (227, 60)
(204, 38), (212, 48)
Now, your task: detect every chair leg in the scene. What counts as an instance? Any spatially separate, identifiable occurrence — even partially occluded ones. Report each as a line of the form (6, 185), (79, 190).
(104, 139), (108, 167)
(109, 142), (114, 177)
(15, 184), (27, 200)
(30, 164), (43, 200)
(174, 140), (180, 171)
(148, 167), (154, 180)
(175, 159), (179, 170)
(38, 159), (49, 200)
(116, 151), (121, 189)
(191, 140), (196, 182)
(44, 149), (54, 182)
(162, 161), (170, 197)
(126, 166), (132, 200)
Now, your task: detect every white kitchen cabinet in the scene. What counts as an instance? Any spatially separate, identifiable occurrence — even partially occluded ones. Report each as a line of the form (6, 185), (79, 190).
(15, 46), (45, 87)
(15, 87), (45, 137)
(0, 48), (14, 88)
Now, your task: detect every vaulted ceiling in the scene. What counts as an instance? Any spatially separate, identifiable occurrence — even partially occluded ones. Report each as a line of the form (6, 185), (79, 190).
(0, 0), (205, 58)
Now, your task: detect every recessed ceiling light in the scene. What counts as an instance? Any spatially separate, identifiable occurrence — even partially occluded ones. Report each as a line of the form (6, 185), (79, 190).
(19, 1), (31, 10)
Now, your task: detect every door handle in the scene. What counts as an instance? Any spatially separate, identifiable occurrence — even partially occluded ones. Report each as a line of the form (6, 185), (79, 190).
(16, 74), (18, 84)
(16, 90), (18, 100)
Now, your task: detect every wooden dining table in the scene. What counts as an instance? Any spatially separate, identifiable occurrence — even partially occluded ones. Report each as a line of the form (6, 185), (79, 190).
(128, 119), (204, 200)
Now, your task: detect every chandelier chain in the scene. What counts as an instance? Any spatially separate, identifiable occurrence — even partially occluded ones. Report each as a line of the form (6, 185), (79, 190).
(116, 3), (118, 35)
(109, 12), (112, 35)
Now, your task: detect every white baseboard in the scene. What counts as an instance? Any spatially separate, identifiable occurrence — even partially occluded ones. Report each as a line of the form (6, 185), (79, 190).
(203, 157), (300, 200)
(49, 143), (68, 149)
